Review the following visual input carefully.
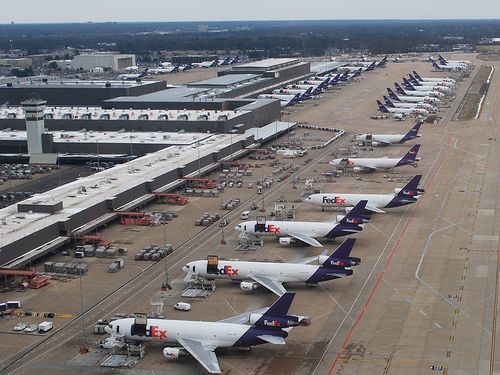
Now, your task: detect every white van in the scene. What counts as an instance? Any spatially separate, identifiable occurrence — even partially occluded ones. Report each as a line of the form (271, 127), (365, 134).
(240, 211), (250, 220)
(174, 302), (191, 311)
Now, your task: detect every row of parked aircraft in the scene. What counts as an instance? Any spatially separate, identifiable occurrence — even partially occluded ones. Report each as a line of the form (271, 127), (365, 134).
(429, 54), (472, 71)
(103, 61), (436, 374)
(118, 56), (242, 79)
(258, 57), (388, 108)
(377, 70), (456, 117)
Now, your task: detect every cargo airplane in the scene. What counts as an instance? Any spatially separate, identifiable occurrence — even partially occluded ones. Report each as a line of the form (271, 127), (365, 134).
(354, 122), (422, 146)
(403, 78), (451, 93)
(183, 239), (359, 296)
(412, 71), (455, 83)
(330, 144), (421, 172)
(377, 100), (429, 115)
(430, 59), (463, 71)
(305, 175), (424, 213)
(387, 88), (440, 104)
(383, 96), (435, 111)
(408, 74), (454, 87)
(234, 200), (368, 247)
(395, 83), (445, 98)
(105, 293), (307, 374)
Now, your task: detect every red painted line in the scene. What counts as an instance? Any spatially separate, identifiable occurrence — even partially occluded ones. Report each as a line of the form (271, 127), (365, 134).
(327, 125), (452, 374)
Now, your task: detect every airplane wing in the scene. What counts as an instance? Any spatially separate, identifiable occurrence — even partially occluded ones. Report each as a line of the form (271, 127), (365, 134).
(249, 274), (287, 296)
(177, 337), (221, 374)
(365, 205), (386, 214)
(287, 232), (323, 247)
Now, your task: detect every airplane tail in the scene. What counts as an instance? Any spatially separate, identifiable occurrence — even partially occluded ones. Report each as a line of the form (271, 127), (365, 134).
(403, 80), (416, 91)
(430, 59), (441, 69)
(378, 56), (388, 65)
(377, 100), (390, 112)
(387, 88), (400, 101)
(338, 200), (368, 226)
(322, 238), (361, 267)
(408, 74), (420, 85)
(396, 175), (425, 197)
(438, 54), (447, 64)
(412, 71), (423, 81)
(383, 96), (395, 107)
(302, 87), (313, 98)
(395, 82), (406, 95)
(401, 121), (423, 142)
(366, 62), (376, 71)
(397, 145), (421, 166)
(138, 68), (148, 78)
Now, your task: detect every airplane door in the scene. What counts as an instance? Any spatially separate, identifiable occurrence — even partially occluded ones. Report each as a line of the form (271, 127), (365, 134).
(255, 216), (266, 233)
(207, 255), (218, 274)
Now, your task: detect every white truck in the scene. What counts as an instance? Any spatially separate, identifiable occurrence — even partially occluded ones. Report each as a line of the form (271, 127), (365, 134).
(38, 321), (53, 333)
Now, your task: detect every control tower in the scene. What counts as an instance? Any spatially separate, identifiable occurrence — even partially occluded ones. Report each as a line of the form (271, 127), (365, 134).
(21, 99), (56, 164)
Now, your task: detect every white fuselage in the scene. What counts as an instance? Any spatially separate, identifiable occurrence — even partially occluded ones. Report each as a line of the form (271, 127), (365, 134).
(412, 83), (452, 92)
(107, 318), (248, 348)
(330, 157), (403, 170)
(355, 134), (407, 144)
(235, 220), (334, 238)
(403, 89), (443, 97)
(305, 193), (393, 209)
(273, 89), (308, 95)
(417, 77), (455, 83)
(390, 102), (433, 110)
(259, 94), (297, 101)
(185, 260), (320, 283)
(383, 106), (428, 115)
(394, 95), (439, 103)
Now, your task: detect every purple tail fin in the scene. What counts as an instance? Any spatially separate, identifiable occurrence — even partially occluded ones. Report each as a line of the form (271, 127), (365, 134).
(395, 83), (406, 95)
(261, 292), (295, 317)
(377, 100), (389, 112)
(387, 88), (400, 100)
(323, 238), (361, 268)
(438, 54), (447, 64)
(401, 122), (423, 142)
(396, 175), (424, 197)
(397, 145), (420, 166)
(338, 200), (367, 226)
(383, 96), (395, 107)
(430, 59), (440, 69)
(408, 74), (420, 85)
(413, 71), (423, 81)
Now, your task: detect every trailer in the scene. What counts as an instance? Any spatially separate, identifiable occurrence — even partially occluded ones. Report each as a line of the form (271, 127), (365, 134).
(113, 212), (152, 226)
(153, 193), (189, 205)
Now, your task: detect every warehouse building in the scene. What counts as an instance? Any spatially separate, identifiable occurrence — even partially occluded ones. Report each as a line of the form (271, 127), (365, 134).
(73, 53), (136, 72)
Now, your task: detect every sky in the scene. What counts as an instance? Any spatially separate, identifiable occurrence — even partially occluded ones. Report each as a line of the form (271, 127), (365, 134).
(3, 0), (500, 23)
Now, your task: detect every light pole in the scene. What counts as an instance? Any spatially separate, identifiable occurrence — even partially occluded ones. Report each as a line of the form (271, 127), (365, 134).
(161, 222), (170, 291)
(79, 264), (87, 352)
(260, 161), (265, 212)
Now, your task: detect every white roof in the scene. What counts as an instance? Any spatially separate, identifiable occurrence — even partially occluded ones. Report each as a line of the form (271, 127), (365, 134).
(0, 133), (248, 249)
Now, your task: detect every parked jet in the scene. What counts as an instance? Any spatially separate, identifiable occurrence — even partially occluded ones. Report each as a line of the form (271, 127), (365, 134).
(286, 84), (324, 95)
(383, 96), (434, 111)
(387, 88), (440, 104)
(330, 145), (421, 172)
(403, 78), (451, 93)
(193, 59), (219, 68)
(395, 83), (445, 98)
(305, 175), (424, 213)
(258, 93), (301, 107)
(117, 68), (148, 80)
(377, 100), (429, 116)
(430, 59), (463, 71)
(408, 74), (454, 87)
(273, 87), (313, 100)
(438, 54), (470, 66)
(234, 200), (368, 247)
(412, 71), (455, 83)
(354, 122), (422, 146)
(340, 62), (376, 71)
(105, 293), (307, 374)
(183, 239), (359, 296)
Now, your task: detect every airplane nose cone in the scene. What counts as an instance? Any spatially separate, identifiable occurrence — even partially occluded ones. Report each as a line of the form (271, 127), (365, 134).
(182, 265), (189, 273)
(234, 225), (241, 232)
(104, 325), (112, 334)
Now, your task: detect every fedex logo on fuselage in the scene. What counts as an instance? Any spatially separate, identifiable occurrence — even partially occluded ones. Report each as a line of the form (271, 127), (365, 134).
(216, 265), (239, 276)
(322, 196), (346, 205)
(145, 325), (168, 339)
(262, 224), (281, 233)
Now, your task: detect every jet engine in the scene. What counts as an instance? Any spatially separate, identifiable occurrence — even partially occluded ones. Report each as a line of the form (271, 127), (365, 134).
(163, 347), (188, 360)
(337, 214), (370, 223)
(240, 281), (259, 291)
(279, 237), (294, 245)
(352, 167), (363, 173)
(318, 254), (361, 267)
(370, 141), (380, 146)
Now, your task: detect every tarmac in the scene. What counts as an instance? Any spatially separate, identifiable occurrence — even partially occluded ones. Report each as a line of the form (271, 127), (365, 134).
(0, 54), (499, 375)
